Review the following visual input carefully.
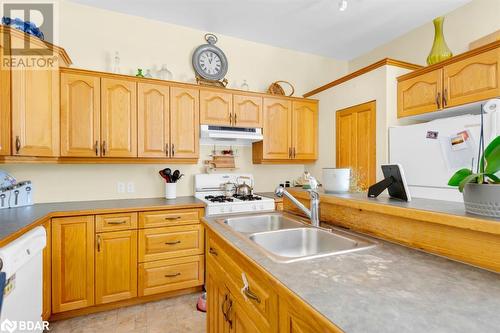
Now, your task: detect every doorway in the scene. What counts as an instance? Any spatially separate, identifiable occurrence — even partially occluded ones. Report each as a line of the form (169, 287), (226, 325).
(335, 100), (376, 190)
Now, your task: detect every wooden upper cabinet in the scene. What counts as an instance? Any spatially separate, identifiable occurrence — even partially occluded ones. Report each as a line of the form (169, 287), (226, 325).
(398, 68), (442, 118)
(443, 47), (500, 108)
(170, 86), (199, 159)
(101, 78), (137, 157)
(60, 72), (101, 157)
(138, 83), (170, 158)
(291, 101), (317, 160)
(233, 94), (263, 128)
(200, 90), (232, 126)
(11, 67), (59, 156)
(0, 44), (10, 156)
(51, 216), (95, 313)
(95, 230), (138, 304)
(262, 98), (291, 160)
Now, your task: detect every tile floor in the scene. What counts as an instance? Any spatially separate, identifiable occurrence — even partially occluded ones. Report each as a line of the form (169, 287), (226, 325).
(49, 293), (206, 333)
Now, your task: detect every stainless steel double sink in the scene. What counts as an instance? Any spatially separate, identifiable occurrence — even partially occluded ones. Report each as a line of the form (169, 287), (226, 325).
(218, 212), (376, 263)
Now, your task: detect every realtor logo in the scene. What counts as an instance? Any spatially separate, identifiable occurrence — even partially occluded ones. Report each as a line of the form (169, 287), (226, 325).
(0, 319), (16, 333)
(0, 319), (50, 332)
(2, 2), (55, 55)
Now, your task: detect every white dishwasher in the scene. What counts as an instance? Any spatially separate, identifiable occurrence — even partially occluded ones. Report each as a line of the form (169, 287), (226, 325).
(0, 226), (46, 333)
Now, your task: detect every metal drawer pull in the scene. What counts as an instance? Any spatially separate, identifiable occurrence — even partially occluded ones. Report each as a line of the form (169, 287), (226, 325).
(164, 240), (181, 245)
(164, 272), (181, 278)
(15, 136), (21, 154)
(241, 272), (261, 303)
(164, 216), (182, 220)
(107, 220), (127, 225)
(443, 88), (448, 107)
(209, 247), (218, 256)
(436, 92), (441, 109)
(95, 140), (99, 156)
(97, 235), (101, 252)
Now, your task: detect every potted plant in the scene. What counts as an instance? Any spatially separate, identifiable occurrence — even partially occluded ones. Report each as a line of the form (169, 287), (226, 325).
(448, 135), (500, 218)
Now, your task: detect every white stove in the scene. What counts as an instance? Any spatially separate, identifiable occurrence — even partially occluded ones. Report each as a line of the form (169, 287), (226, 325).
(194, 174), (275, 216)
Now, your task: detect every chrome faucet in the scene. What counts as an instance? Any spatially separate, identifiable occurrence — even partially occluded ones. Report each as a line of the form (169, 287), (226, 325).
(275, 176), (320, 227)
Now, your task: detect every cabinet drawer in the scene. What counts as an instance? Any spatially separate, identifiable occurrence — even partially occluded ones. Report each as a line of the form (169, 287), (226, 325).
(138, 255), (204, 296)
(139, 209), (201, 228)
(95, 212), (138, 232)
(139, 224), (204, 262)
(207, 234), (278, 332)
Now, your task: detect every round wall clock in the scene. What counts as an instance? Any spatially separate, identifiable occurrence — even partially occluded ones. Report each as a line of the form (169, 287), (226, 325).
(192, 34), (228, 82)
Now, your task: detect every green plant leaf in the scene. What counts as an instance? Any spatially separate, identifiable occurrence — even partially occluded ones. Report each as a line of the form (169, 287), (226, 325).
(458, 173), (480, 192)
(485, 173), (500, 183)
(484, 136), (500, 174)
(448, 168), (472, 186)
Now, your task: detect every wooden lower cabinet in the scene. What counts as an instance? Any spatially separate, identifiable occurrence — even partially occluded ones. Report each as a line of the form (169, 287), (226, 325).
(49, 207), (205, 318)
(51, 216), (95, 313)
(206, 229), (342, 333)
(95, 230), (138, 304)
(139, 255), (204, 296)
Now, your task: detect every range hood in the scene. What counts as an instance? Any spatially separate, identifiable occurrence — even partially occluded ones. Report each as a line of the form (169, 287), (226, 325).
(200, 125), (263, 146)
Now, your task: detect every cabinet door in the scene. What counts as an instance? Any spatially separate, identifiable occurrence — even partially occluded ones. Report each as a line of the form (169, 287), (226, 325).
(11, 67), (59, 156)
(279, 300), (341, 333)
(200, 90), (232, 126)
(336, 101), (376, 190)
(443, 48), (500, 108)
(52, 216), (94, 313)
(397, 69), (442, 118)
(101, 78), (137, 157)
(291, 101), (317, 160)
(262, 98), (291, 159)
(42, 220), (51, 320)
(207, 267), (231, 333)
(60, 72), (101, 157)
(170, 86), (199, 158)
(95, 230), (138, 304)
(233, 94), (263, 128)
(138, 83), (170, 158)
(229, 297), (264, 333)
(0, 43), (10, 156)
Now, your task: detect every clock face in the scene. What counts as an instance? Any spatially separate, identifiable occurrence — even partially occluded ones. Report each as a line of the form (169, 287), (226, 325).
(192, 44), (228, 81)
(198, 50), (222, 76)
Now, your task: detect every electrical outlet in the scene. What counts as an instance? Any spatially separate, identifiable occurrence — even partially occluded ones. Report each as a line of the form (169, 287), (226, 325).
(117, 182), (125, 193)
(127, 182), (135, 193)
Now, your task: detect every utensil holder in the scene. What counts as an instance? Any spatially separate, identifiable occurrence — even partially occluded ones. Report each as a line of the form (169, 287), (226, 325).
(165, 183), (177, 199)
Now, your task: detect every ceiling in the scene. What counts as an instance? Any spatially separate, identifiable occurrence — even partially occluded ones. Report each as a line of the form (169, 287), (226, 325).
(69, 0), (471, 60)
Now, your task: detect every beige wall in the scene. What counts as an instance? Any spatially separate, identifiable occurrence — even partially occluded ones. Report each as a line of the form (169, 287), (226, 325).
(2, 1), (347, 203)
(349, 0), (500, 70)
(306, 65), (411, 183)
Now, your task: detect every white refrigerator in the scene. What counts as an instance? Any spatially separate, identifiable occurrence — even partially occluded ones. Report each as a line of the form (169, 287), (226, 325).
(389, 111), (499, 202)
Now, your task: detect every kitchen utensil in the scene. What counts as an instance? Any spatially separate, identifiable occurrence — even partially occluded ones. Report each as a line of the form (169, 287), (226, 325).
(159, 170), (171, 183)
(220, 181), (235, 197)
(235, 176), (253, 196)
(172, 170), (180, 182)
(322, 168), (350, 193)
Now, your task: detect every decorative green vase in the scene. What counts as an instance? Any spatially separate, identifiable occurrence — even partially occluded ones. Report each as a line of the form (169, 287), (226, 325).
(427, 17), (453, 65)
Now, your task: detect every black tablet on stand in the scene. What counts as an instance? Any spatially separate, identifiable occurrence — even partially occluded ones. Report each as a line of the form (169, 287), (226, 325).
(368, 164), (411, 202)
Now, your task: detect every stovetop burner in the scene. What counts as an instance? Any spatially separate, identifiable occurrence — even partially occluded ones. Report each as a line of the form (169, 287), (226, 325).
(205, 195), (234, 203)
(232, 194), (263, 201)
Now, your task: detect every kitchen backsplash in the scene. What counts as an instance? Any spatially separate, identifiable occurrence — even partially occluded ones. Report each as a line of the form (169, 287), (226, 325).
(1, 146), (305, 203)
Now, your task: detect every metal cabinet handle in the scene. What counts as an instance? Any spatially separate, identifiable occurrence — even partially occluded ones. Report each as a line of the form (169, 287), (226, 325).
(166, 143), (169, 156)
(234, 113), (237, 125)
(97, 235), (101, 252)
(293, 147), (296, 159)
(226, 297), (233, 328)
(436, 92), (441, 109)
(107, 220), (126, 225)
(164, 240), (181, 245)
(95, 140), (99, 156)
(288, 147), (292, 159)
(221, 294), (229, 321)
(209, 247), (218, 256)
(15, 136), (21, 154)
(164, 272), (181, 278)
(443, 89), (448, 107)
(243, 287), (261, 304)
(164, 216), (181, 219)
(171, 144), (175, 156)
(229, 113), (233, 125)
(102, 141), (106, 156)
